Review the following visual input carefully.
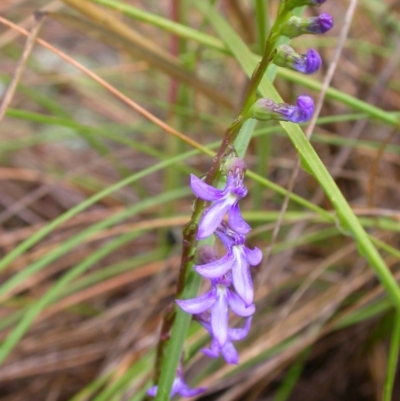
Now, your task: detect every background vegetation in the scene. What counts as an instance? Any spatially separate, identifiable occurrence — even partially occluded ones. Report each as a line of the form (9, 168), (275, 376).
(0, 0), (399, 400)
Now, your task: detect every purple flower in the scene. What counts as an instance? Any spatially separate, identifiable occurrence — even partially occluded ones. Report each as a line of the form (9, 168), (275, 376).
(190, 158), (250, 239)
(293, 49), (321, 74)
(195, 224), (262, 306)
(176, 276), (255, 347)
(147, 366), (206, 398)
(291, 95), (315, 124)
(273, 45), (321, 74)
(250, 95), (314, 124)
(197, 313), (252, 365)
(306, 13), (334, 34)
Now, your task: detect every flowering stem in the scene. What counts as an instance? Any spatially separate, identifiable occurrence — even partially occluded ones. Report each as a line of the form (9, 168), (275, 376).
(154, 3), (292, 398)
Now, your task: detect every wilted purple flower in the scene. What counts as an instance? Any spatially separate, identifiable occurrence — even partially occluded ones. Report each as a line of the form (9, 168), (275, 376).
(190, 158), (250, 239)
(280, 14), (333, 38)
(195, 224), (262, 306)
(147, 365), (206, 398)
(273, 45), (321, 74)
(197, 313), (252, 365)
(176, 276), (255, 347)
(251, 95), (314, 124)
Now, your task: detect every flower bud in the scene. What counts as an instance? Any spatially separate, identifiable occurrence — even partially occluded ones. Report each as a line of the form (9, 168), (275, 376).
(273, 45), (321, 74)
(197, 245), (219, 264)
(223, 157), (247, 178)
(291, 95), (315, 124)
(284, 0), (326, 10)
(250, 95), (314, 124)
(280, 13), (333, 38)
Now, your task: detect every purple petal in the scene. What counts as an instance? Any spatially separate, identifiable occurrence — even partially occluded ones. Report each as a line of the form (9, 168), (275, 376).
(228, 317), (252, 341)
(176, 290), (216, 314)
(228, 203), (251, 235)
(211, 289), (229, 346)
(202, 338), (220, 358)
(289, 95), (314, 124)
(202, 347), (219, 358)
(244, 246), (263, 266)
(227, 290), (255, 317)
(147, 386), (158, 397)
(148, 375), (206, 398)
(190, 174), (224, 201)
(170, 379), (179, 397)
(195, 251), (235, 278)
(221, 341), (239, 364)
(180, 386), (207, 397)
(294, 49), (321, 74)
(215, 226), (235, 249)
(175, 378), (207, 397)
(231, 248), (254, 306)
(195, 312), (212, 333)
(309, 13), (333, 34)
(197, 198), (232, 239)
(319, 13), (334, 32)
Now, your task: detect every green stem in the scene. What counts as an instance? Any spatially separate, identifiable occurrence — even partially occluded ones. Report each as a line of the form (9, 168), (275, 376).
(383, 311), (400, 401)
(255, 0), (268, 54)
